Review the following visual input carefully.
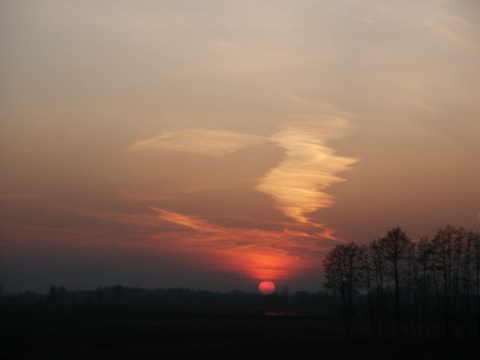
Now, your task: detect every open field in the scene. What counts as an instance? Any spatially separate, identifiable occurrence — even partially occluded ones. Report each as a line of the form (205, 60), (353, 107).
(2, 306), (479, 359)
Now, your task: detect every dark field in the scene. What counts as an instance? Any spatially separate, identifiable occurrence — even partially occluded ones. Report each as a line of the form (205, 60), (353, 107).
(2, 307), (479, 360)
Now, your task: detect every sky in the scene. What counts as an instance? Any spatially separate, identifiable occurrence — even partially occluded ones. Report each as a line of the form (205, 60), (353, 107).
(1, 0), (479, 295)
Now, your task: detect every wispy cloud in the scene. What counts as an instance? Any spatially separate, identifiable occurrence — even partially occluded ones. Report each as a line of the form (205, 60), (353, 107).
(149, 207), (330, 281)
(128, 130), (266, 157)
(125, 117), (358, 233)
(71, 206), (335, 281)
(257, 118), (358, 224)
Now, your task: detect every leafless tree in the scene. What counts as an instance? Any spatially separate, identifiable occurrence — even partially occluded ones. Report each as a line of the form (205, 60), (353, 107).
(470, 231), (480, 338)
(430, 225), (467, 338)
(377, 227), (413, 338)
(417, 236), (432, 338)
(369, 238), (387, 337)
(323, 242), (365, 338)
(461, 231), (475, 338)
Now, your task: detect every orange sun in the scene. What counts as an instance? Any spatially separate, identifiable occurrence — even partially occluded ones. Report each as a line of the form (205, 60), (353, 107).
(258, 281), (276, 294)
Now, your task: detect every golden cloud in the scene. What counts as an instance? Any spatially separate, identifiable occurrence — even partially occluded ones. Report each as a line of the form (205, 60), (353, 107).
(257, 119), (358, 223)
(128, 130), (266, 157)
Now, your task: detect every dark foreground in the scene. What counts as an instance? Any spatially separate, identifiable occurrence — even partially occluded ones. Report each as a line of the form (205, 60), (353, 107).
(2, 307), (479, 359)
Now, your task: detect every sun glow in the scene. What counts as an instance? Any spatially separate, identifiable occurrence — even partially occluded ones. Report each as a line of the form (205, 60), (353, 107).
(78, 205), (335, 289)
(259, 281), (276, 294)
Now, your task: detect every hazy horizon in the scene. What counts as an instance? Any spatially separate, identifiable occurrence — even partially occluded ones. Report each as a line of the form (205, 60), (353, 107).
(1, 0), (479, 295)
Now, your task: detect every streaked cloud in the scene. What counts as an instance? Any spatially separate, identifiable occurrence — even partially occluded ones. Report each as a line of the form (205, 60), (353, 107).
(148, 207), (330, 281)
(2, 0), (479, 293)
(126, 120), (357, 230)
(128, 130), (266, 157)
(50, 205), (334, 282)
(257, 118), (358, 223)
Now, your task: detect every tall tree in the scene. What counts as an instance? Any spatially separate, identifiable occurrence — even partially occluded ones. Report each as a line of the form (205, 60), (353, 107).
(361, 244), (377, 337)
(461, 231), (475, 338)
(405, 242), (420, 338)
(430, 225), (467, 338)
(323, 242), (365, 338)
(378, 227), (413, 338)
(417, 236), (432, 338)
(370, 238), (387, 337)
(470, 231), (480, 338)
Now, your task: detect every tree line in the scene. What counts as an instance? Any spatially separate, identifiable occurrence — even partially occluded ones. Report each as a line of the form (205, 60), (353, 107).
(1, 285), (340, 317)
(323, 225), (480, 339)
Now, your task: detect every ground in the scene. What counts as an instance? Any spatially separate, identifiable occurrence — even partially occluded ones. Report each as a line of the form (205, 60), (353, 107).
(2, 308), (479, 359)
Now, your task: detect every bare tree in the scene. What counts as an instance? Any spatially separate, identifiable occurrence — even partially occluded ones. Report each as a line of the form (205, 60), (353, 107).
(323, 242), (365, 338)
(370, 238), (387, 337)
(320, 225), (479, 340)
(377, 227), (413, 338)
(430, 225), (467, 338)
(470, 231), (480, 338)
(417, 236), (432, 338)
(361, 244), (377, 337)
(461, 231), (475, 338)
(405, 242), (420, 338)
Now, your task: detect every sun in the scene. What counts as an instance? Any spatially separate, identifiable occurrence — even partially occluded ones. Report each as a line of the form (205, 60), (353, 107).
(258, 281), (275, 294)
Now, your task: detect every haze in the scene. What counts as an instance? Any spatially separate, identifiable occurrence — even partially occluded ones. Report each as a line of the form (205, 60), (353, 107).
(1, 0), (479, 294)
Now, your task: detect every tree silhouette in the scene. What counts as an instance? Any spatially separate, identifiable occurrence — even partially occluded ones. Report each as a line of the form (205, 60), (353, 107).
(323, 242), (364, 338)
(417, 236), (432, 338)
(472, 231), (480, 338)
(320, 225), (480, 339)
(369, 238), (387, 337)
(377, 227), (413, 338)
(430, 225), (466, 338)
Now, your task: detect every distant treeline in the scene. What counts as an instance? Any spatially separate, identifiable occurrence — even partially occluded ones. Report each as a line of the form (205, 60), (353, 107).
(323, 225), (480, 339)
(0, 285), (337, 316)
(3, 224), (479, 340)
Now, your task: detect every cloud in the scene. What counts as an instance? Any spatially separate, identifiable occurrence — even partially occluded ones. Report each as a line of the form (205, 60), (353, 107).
(13, 204), (327, 282)
(125, 117), (358, 229)
(151, 207), (213, 231)
(147, 207), (331, 281)
(256, 118), (358, 223)
(128, 130), (266, 157)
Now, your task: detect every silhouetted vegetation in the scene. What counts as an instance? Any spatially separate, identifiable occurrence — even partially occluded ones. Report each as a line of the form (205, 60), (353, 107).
(1, 285), (342, 359)
(323, 225), (480, 340)
(2, 225), (480, 359)
(1, 285), (336, 317)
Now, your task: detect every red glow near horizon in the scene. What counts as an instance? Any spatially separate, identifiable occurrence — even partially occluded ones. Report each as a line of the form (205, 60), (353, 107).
(147, 208), (330, 283)
(52, 206), (336, 287)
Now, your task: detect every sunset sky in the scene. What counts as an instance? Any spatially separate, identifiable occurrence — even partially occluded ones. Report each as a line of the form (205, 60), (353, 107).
(1, 0), (479, 294)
